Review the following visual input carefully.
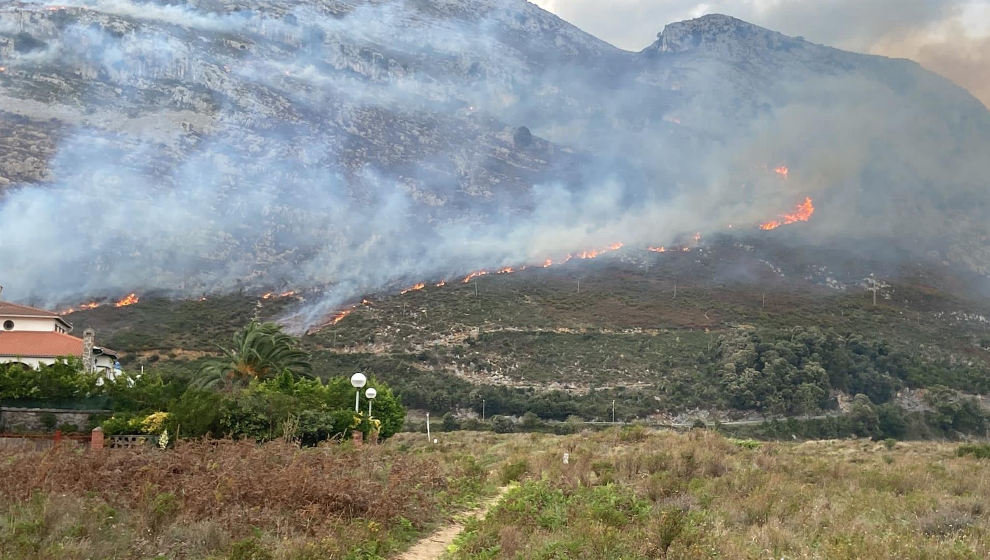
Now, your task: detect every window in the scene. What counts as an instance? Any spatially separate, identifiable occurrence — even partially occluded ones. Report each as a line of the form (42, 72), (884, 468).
(2, 320), (13, 331)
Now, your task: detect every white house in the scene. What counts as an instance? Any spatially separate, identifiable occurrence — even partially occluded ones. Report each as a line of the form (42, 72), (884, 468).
(0, 301), (119, 375)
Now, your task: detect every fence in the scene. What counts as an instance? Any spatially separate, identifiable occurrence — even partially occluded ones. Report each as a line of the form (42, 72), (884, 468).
(0, 430), (91, 451)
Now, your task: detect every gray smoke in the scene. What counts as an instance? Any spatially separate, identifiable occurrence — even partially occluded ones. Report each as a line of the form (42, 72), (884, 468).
(0, 1), (988, 328)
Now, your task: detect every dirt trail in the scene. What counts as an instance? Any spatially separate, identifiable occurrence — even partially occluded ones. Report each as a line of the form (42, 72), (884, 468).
(396, 487), (509, 560)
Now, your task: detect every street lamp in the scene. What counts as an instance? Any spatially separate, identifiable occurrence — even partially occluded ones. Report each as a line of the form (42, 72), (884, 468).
(350, 372), (367, 412)
(365, 387), (377, 418)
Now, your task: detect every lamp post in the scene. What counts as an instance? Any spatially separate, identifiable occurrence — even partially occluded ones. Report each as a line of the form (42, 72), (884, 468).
(365, 387), (377, 418)
(350, 372), (367, 412)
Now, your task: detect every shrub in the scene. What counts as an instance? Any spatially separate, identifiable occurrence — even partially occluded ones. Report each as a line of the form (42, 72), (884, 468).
(56, 423), (80, 434)
(500, 460), (528, 484)
(957, 444), (990, 459)
(229, 537), (274, 560)
(39, 413), (57, 431)
(491, 415), (515, 434)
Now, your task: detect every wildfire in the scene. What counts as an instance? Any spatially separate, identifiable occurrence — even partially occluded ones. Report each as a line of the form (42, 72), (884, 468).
(648, 246), (666, 253)
(400, 283), (426, 294)
(462, 270), (489, 283)
(759, 197), (815, 231)
(114, 293), (140, 307)
(329, 307), (355, 325)
(262, 290), (297, 300)
(435, 281), (446, 288)
(774, 165), (789, 179)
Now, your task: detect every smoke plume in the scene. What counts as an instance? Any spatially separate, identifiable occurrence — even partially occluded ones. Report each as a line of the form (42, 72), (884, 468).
(0, 1), (988, 328)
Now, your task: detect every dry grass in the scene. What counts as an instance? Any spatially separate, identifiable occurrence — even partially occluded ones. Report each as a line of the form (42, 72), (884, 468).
(2, 431), (988, 559)
(0, 436), (494, 559)
(447, 429), (990, 560)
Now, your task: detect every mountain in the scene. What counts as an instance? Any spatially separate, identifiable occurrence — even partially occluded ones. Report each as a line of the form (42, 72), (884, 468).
(0, 2), (988, 329)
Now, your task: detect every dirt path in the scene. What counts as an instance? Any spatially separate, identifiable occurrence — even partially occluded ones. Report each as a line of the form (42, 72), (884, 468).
(396, 487), (509, 560)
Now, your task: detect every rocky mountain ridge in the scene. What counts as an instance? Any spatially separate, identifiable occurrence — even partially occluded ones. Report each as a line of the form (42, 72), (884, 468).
(0, 2), (987, 321)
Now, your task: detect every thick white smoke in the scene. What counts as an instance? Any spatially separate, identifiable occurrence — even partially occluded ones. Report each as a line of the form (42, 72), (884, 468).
(0, 1), (988, 327)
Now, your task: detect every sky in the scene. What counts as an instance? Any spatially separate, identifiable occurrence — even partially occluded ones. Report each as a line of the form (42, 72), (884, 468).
(532, 0), (990, 107)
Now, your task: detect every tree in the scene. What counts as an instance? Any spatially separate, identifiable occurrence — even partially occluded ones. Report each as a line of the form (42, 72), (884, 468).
(848, 394), (880, 438)
(195, 321), (311, 391)
(441, 412), (460, 432)
(491, 415), (515, 433)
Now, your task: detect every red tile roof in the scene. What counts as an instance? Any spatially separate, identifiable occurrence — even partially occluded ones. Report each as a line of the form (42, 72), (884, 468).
(0, 331), (84, 358)
(0, 300), (72, 330)
(0, 301), (61, 318)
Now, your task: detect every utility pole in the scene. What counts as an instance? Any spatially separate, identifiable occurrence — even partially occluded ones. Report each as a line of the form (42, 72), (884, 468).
(762, 292), (766, 308)
(482, 399), (485, 422)
(612, 400), (616, 423)
(673, 282), (677, 299)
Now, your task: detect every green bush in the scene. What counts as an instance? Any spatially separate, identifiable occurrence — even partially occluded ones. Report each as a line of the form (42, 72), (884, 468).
(39, 413), (57, 431)
(100, 415), (144, 435)
(499, 460), (528, 484)
(228, 537), (273, 560)
(957, 444), (990, 459)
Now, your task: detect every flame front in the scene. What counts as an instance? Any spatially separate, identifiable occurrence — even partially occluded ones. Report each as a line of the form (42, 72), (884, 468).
(760, 197), (815, 230)
(774, 165), (789, 179)
(114, 293), (140, 307)
(329, 307), (355, 325)
(400, 283), (426, 294)
(462, 270), (489, 283)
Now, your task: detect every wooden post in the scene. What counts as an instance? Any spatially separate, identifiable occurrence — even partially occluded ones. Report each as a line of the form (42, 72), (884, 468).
(353, 430), (363, 446)
(53, 429), (62, 447)
(90, 427), (104, 451)
(369, 430), (379, 445)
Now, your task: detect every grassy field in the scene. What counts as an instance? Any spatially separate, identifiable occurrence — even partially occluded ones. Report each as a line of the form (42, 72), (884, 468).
(1, 430), (988, 559)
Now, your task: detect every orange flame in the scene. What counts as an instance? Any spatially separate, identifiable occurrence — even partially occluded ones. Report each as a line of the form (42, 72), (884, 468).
(774, 166), (789, 179)
(648, 246), (666, 253)
(435, 281), (446, 288)
(114, 293), (139, 307)
(760, 197), (814, 231)
(262, 290), (297, 300)
(329, 307), (355, 325)
(462, 270), (489, 283)
(401, 283), (426, 294)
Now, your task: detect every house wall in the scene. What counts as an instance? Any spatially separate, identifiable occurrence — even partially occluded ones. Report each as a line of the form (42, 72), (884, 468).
(0, 356), (53, 369)
(0, 317), (59, 332)
(94, 355), (117, 374)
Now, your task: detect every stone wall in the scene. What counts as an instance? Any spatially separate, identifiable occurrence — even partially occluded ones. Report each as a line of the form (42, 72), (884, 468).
(0, 407), (109, 433)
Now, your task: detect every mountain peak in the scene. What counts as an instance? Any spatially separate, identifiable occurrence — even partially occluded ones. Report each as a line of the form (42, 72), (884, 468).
(647, 14), (805, 55)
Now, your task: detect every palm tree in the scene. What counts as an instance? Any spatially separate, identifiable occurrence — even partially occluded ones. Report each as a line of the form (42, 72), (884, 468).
(195, 321), (312, 391)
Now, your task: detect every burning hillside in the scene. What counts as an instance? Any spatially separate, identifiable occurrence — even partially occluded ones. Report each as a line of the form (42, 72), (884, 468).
(2, 4), (987, 330)
(760, 197), (815, 231)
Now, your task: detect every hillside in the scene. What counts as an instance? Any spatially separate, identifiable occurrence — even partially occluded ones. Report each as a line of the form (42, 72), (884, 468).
(0, 2), (988, 326)
(64, 236), (990, 425)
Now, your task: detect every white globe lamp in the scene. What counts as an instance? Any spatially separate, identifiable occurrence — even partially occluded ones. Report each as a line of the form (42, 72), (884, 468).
(365, 387), (377, 418)
(351, 372), (367, 411)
